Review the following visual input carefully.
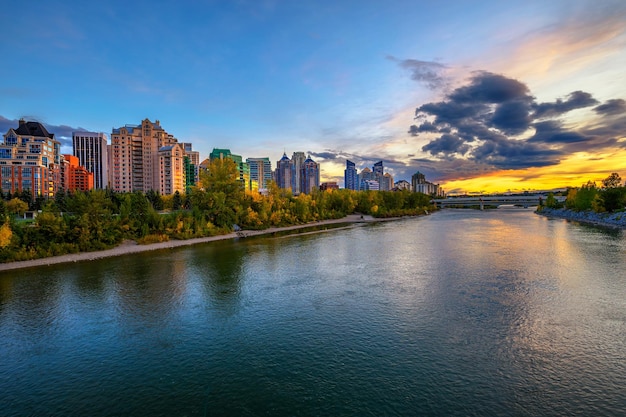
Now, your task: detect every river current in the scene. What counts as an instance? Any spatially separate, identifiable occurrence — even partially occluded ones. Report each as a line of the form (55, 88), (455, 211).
(1, 209), (625, 416)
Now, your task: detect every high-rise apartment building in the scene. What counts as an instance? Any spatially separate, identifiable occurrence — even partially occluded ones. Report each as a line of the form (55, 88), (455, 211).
(412, 171), (445, 197)
(373, 160), (384, 177)
(380, 172), (394, 191)
(291, 151), (306, 194)
(72, 131), (108, 189)
(301, 155), (320, 194)
(373, 160), (386, 190)
(184, 156), (195, 192)
(109, 119), (177, 193)
(246, 157), (272, 191)
(411, 171), (426, 189)
(358, 167), (374, 190)
(275, 152), (293, 191)
(158, 143), (186, 196)
(181, 142), (199, 187)
(1, 119), (61, 198)
(344, 160), (358, 190)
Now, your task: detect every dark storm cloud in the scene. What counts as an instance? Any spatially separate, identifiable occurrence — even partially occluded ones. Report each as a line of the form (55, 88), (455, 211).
(594, 98), (626, 115)
(308, 151), (340, 160)
(421, 134), (470, 156)
(582, 115), (626, 142)
(388, 56), (448, 90)
(407, 157), (498, 183)
(416, 100), (488, 125)
(528, 120), (588, 144)
(448, 71), (530, 104)
(533, 91), (598, 118)
(408, 121), (447, 135)
(410, 71), (625, 174)
(489, 99), (533, 135)
(472, 135), (562, 168)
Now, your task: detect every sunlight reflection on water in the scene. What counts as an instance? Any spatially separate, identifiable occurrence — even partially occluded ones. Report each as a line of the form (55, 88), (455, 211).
(1, 209), (625, 416)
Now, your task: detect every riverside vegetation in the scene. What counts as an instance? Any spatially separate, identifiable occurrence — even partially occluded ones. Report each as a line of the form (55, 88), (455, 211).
(0, 158), (434, 263)
(537, 172), (626, 228)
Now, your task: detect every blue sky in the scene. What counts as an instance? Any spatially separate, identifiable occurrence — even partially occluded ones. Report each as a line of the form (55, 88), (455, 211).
(1, 0), (625, 192)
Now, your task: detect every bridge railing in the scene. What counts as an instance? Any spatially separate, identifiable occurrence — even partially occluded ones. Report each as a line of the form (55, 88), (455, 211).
(431, 195), (564, 208)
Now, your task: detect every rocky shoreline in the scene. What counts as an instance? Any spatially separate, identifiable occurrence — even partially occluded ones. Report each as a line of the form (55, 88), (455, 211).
(536, 207), (626, 229)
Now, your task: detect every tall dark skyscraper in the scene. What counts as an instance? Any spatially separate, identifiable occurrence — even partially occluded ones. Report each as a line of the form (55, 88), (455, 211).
(373, 160), (384, 177)
(344, 160), (358, 190)
(275, 152), (293, 191)
(72, 131), (108, 189)
(301, 155), (320, 194)
(291, 151), (306, 194)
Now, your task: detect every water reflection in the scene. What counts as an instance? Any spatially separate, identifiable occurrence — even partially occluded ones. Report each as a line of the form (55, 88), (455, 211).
(186, 240), (246, 316)
(1, 210), (625, 416)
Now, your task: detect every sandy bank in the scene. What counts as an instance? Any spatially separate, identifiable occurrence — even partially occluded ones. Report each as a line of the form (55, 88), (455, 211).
(0, 214), (396, 272)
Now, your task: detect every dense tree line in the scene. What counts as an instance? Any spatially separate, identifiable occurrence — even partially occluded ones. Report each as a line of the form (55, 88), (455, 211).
(0, 158), (434, 263)
(540, 172), (626, 213)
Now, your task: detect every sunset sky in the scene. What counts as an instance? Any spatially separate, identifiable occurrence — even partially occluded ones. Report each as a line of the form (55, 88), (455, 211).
(1, 0), (625, 193)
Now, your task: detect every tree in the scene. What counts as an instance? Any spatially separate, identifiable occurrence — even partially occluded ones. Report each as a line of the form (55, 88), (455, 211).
(566, 182), (597, 211)
(7, 198), (28, 216)
(545, 192), (560, 208)
(599, 187), (626, 212)
(602, 172), (622, 189)
(0, 219), (12, 248)
(196, 158), (247, 229)
(15, 189), (34, 209)
(146, 189), (164, 210)
(172, 191), (183, 210)
(55, 188), (67, 212)
(200, 158), (242, 196)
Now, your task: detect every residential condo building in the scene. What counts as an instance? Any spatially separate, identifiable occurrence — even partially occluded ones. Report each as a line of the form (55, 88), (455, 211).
(1, 119), (61, 198)
(158, 143), (186, 195)
(109, 119), (180, 194)
(246, 157), (273, 191)
(412, 171), (445, 197)
(275, 152), (292, 191)
(181, 142), (199, 188)
(291, 151), (306, 194)
(301, 155), (320, 194)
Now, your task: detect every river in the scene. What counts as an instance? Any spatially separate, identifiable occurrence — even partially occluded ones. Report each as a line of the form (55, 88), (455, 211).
(1, 209), (625, 416)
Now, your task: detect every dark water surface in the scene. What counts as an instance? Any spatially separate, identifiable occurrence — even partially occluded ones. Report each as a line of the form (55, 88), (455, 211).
(1, 209), (625, 416)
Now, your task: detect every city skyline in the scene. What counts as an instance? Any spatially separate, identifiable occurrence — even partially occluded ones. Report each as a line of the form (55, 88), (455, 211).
(1, 0), (625, 193)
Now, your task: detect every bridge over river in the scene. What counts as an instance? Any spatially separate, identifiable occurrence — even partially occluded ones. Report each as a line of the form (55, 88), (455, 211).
(432, 195), (566, 209)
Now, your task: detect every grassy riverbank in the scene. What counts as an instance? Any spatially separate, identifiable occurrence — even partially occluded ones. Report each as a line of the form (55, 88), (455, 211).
(0, 214), (405, 272)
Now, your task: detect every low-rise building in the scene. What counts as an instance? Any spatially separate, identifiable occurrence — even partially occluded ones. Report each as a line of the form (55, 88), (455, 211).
(320, 182), (339, 191)
(61, 154), (94, 192)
